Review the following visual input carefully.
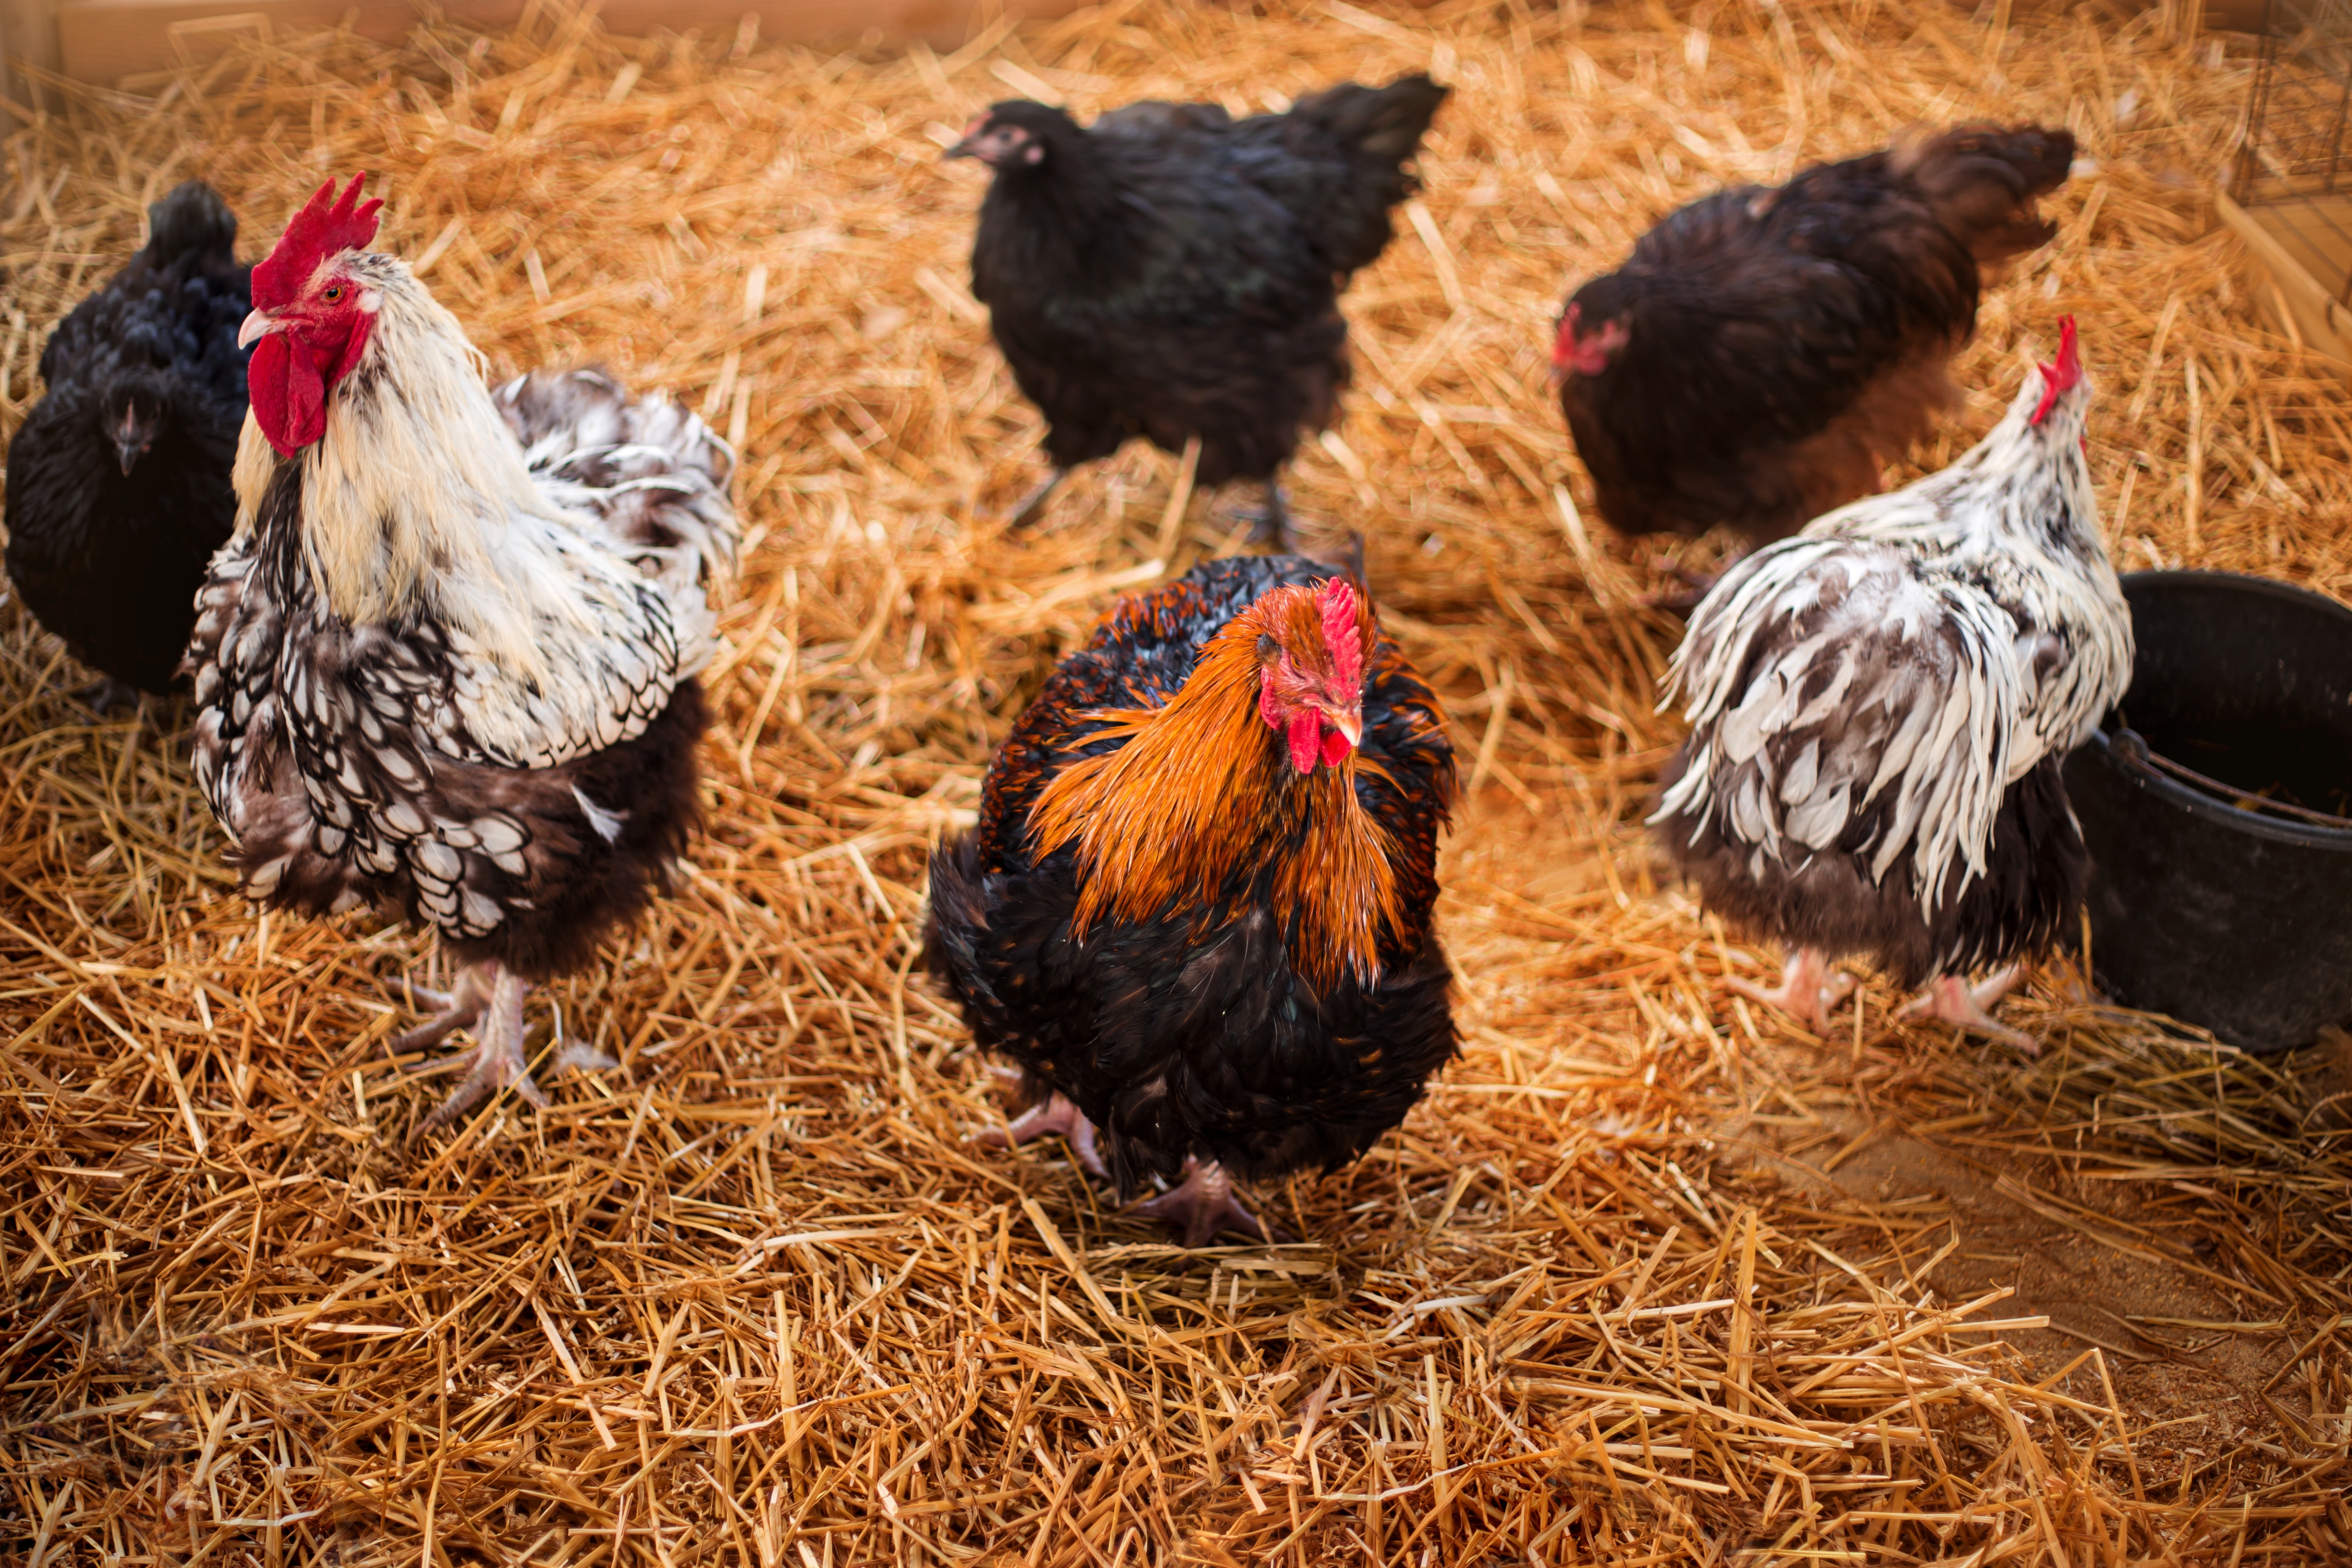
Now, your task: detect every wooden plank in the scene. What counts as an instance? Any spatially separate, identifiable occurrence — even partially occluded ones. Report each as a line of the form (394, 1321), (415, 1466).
(53, 0), (1082, 86)
(2216, 184), (2352, 383)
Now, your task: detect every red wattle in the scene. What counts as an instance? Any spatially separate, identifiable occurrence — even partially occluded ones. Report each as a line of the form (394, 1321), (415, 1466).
(1286, 711), (1322, 773)
(248, 334), (327, 456)
(1320, 727), (1352, 768)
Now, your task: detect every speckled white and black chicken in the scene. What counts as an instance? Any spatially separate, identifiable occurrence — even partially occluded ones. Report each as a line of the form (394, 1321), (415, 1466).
(1651, 317), (2132, 1051)
(184, 175), (738, 1127)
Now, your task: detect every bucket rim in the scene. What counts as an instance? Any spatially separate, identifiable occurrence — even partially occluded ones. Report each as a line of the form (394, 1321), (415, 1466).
(2093, 567), (2352, 848)
(2118, 564), (2352, 615)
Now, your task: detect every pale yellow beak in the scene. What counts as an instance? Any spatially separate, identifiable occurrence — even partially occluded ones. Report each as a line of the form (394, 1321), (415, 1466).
(1328, 707), (1363, 751)
(237, 309), (284, 350)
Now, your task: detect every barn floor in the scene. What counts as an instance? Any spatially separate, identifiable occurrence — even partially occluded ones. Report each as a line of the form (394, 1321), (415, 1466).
(2, 0), (2349, 1563)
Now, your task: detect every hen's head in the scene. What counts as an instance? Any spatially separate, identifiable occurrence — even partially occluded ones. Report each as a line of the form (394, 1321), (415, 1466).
(238, 173), (386, 456)
(1248, 577), (1372, 774)
(94, 367), (180, 476)
(945, 101), (1075, 171)
(1552, 299), (1631, 380)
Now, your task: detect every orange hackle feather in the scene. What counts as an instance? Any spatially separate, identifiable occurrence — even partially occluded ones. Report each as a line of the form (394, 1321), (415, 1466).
(1026, 580), (1404, 992)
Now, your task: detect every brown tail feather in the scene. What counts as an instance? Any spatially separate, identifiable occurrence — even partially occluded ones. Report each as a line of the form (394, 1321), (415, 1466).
(1894, 122), (2076, 264)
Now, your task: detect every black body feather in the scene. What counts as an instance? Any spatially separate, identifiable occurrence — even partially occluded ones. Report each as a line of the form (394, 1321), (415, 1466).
(4, 181), (251, 693)
(1559, 124), (2073, 546)
(926, 556), (1458, 1195)
(962, 78), (1448, 487)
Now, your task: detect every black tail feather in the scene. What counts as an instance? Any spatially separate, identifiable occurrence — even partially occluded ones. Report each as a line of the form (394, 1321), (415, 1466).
(1268, 74), (1451, 276)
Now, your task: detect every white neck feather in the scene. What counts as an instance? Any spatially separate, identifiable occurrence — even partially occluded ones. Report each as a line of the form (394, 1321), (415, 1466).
(231, 255), (627, 678)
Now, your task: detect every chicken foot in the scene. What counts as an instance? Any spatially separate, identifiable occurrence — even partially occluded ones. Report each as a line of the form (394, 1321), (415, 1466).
(1004, 469), (1069, 530)
(389, 965), (490, 1054)
(973, 1088), (1108, 1179)
(1125, 1157), (1286, 1249)
(398, 963), (542, 1129)
(398, 962), (616, 1130)
(1726, 948), (1857, 1034)
(1903, 967), (2039, 1054)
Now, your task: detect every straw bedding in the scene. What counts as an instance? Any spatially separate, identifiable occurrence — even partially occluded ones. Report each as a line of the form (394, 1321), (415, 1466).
(2, 0), (2349, 1562)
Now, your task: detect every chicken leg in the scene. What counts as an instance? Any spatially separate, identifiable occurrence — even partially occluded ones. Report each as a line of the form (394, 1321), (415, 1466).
(1726, 948), (1857, 1034)
(973, 1090), (1108, 1179)
(1125, 1157), (1283, 1248)
(1904, 967), (2039, 1054)
(395, 961), (616, 1130)
(401, 962), (543, 1129)
(1245, 481), (1299, 554)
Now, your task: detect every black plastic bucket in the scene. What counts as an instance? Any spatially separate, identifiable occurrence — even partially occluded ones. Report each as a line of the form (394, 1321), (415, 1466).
(2064, 570), (2352, 1054)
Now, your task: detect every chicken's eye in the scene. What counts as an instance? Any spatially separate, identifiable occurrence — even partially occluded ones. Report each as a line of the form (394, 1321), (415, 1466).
(322, 284), (346, 303)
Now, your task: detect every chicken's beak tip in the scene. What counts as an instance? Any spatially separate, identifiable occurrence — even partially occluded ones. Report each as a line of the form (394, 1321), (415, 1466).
(236, 309), (279, 350)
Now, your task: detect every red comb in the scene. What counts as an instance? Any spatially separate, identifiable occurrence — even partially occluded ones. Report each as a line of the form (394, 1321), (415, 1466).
(253, 174), (383, 310)
(2030, 315), (2082, 426)
(1318, 578), (1364, 694)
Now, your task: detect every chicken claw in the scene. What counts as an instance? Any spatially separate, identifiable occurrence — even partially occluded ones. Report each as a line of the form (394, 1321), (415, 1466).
(1904, 967), (2040, 1054)
(404, 963), (548, 1130)
(1726, 948), (1857, 1034)
(1124, 1157), (1286, 1249)
(388, 966), (488, 1056)
(974, 1091), (1107, 1179)
(548, 1004), (620, 1078)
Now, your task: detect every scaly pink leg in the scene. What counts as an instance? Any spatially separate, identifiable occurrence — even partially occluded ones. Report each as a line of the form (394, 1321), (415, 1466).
(1124, 1158), (1283, 1249)
(974, 1091), (1108, 1179)
(389, 965), (489, 1056)
(1725, 949), (1858, 1033)
(1903, 967), (2040, 1054)
(410, 963), (548, 1129)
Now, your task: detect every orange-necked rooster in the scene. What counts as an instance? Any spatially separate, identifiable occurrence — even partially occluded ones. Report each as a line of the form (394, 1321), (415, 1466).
(186, 175), (737, 1127)
(927, 557), (1457, 1244)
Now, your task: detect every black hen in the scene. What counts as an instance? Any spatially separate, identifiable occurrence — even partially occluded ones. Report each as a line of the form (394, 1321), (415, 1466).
(5, 180), (251, 696)
(1555, 124), (2073, 551)
(948, 77), (1449, 545)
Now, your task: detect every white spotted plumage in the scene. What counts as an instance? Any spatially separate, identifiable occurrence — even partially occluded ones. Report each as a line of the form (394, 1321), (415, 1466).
(185, 248), (739, 946)
(1654, 327), (2131, 949)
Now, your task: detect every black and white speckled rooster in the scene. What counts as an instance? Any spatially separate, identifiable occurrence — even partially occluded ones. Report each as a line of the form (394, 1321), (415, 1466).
(185, 175), (737, 1124)
(1650, 318), (2130, 1050)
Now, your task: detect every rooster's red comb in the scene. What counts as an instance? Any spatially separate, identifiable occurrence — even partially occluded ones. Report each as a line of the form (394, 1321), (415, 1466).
(2030, 315), (2082, 426)
(1317, 577), (1364, 694)
(252, 174), (383, 310)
